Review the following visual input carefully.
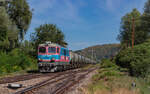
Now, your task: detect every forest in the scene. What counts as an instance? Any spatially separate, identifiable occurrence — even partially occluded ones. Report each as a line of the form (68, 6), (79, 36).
(115, 0), (150, 78)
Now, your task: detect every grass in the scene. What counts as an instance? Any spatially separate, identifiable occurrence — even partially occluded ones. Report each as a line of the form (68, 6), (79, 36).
(136, 78), (150, 94)
(82, 64), (98, 70)
(82, 59), (147, 94)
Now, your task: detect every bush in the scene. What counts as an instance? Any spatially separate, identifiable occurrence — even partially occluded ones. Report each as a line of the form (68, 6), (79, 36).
(101, 59), (119, 69)
(115, 41), (150, 77)
(92, 59), (123, 81)
(0, 48), (37, 74)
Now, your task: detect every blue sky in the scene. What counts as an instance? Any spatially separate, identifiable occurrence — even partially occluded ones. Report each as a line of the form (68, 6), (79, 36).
(25, 0), (147, 50)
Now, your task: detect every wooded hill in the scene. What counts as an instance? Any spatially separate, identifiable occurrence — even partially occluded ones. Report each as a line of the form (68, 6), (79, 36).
(75, 44), (120, 61)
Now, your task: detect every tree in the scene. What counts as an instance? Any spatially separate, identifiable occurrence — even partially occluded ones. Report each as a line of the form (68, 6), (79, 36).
(141, 0), (150, 37)
(0, 7), (19, 51)
(144, 0), (150, 14)
(0, 9), (7, 41)
(118, 8), (148, 48)
(7, 0), (32, 41)
(31, 24), (67, 48)
(115, 40), (150, 77)
(19, 40), (35, 56)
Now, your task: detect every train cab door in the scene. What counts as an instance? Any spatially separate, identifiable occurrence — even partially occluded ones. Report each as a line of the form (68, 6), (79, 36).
(60, 48), (65, 62)
(60, 49), (68, 62)
(64, 49), (69, 62)
(56, 47), (60, 62)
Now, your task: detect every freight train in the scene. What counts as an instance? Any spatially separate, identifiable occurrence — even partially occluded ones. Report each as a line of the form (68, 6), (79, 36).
(38, 42), (96, 72)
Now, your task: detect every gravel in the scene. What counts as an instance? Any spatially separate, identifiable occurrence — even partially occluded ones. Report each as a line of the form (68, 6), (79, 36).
(0, 68), (97, 94)
(66, 69), (97, 94)
(0, 76), (50, 94)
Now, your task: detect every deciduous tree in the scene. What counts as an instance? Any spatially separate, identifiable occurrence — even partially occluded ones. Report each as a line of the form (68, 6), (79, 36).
(7, 0), (32, 41)
(0, 7), (19, 51)
(31, 24), (67, 48)
(118, 9), (148, 48)
(141, 0), (150, 37)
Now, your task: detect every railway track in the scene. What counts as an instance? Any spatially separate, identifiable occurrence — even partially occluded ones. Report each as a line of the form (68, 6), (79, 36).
(51, 68), (96, 94)
(14, 67), (97, 94)
(0, 73), (55, 84)
(0, 68), (82, 84)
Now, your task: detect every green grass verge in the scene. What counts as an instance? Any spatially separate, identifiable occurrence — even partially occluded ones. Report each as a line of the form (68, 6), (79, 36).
(86, 59), (150, 94)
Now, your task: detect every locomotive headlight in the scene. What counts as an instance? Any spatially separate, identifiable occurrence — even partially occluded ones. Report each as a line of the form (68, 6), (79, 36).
(51, 58), (55, 62)
(38, 58), (42, 61)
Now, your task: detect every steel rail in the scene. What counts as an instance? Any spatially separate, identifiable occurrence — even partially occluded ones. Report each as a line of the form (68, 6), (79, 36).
(51, 67), (97, 94)
(14, 74), (72, 94)
(14, 68), (88, 94)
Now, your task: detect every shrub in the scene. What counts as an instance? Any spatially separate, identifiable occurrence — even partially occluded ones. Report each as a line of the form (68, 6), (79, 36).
(115, 41), (150, 77)
(101, 59), (119, 69)
(0, 48), (37, 74)
(92, 59), (123, 81)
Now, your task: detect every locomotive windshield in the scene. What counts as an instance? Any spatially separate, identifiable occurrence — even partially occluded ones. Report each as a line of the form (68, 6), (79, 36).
(39, 47), (46, 53)
(48, 47), (56, 53)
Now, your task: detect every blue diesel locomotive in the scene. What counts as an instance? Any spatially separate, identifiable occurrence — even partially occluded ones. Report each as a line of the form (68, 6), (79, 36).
(38, 42), (96, 72)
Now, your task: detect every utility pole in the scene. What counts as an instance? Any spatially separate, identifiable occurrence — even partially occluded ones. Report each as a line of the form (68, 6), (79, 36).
(91, 48), (93, 60)
(132, 18), (135, 49)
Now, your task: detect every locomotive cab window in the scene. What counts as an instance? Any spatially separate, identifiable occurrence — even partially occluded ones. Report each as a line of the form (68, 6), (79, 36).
(67, 50), (69, 56)
(57, 47), (60, 53)
(48, 47), (56, 53)
(39, 47), (46, 53)
(64, 49), (66, 56)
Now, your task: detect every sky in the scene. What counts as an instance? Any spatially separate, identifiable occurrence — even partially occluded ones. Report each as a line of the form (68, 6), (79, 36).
(25, 0), (147, 51)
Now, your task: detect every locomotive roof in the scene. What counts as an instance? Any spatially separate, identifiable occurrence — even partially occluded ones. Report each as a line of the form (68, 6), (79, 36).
(39, 43), (60, 47)
(39, 42), (67, 49)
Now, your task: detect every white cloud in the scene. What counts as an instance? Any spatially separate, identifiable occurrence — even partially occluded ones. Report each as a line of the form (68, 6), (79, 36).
(54, 0), (81, 22)
(28, 0), (85, 27)
(97, 0), (146, 13)
(97, 0), (122, 12)
(29, 0), (56, 14)
(106, 0), (122, 10)
(106, 0), (114, 10)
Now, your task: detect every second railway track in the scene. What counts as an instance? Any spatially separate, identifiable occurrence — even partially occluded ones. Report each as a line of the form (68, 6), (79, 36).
(0, 73), (54, 84)
(14, 67), (97, 94)
(0, 68), (84, 84)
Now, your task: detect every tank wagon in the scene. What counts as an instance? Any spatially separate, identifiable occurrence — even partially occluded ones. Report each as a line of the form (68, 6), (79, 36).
(38, 42), (96, 72)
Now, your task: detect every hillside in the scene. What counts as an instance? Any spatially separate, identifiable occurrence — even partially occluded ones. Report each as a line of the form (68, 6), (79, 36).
(75, 44), (120, 61)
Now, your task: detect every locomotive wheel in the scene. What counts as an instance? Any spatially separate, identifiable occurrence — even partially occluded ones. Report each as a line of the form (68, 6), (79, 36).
(63, 65), (67, 71)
